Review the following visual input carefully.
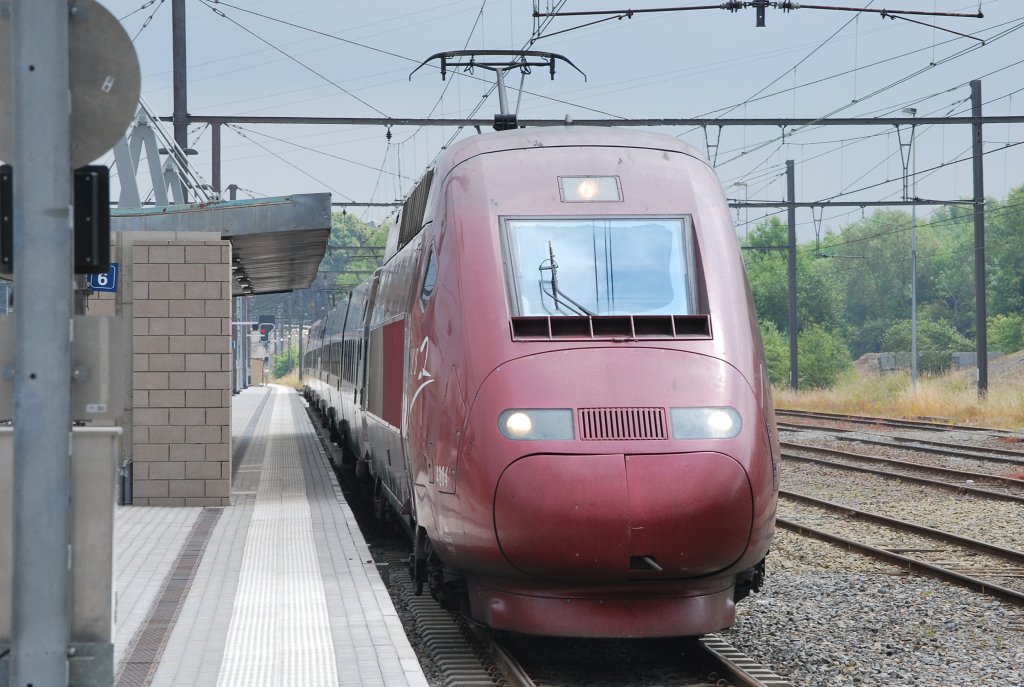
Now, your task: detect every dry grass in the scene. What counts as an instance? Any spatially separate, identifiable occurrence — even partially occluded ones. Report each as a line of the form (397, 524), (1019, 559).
(774, 368), (1024, 430)
(270, 368), (304, 391)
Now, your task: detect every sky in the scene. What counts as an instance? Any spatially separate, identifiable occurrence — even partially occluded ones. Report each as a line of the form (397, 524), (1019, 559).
(99, 0), (1023, 241)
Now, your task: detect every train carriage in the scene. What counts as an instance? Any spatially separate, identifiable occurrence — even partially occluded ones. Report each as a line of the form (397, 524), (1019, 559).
(305, 125), (780, 638)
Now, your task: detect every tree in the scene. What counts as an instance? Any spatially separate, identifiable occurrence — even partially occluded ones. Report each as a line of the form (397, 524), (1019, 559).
(920, 204), (976, 335)
(797, 325), (851, 389)
(325, 212), (388, 291)
(743, 217), (844, 335)
(743, 218), (790, 334)
(881, 319), (972, 374)
(822, 209), (912, 333)
(986, 185), (1024, 316)
(759, 321), (790, 387)
(255, 211), (389, 324)
(989, 314), (1024, 354)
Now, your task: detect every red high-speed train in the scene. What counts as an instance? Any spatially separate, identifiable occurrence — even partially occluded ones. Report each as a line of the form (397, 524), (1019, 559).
(304, 126), (779, 638)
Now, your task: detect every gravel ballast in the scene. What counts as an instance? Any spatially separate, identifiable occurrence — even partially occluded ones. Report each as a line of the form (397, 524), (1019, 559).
(722, 514), (1024, 685)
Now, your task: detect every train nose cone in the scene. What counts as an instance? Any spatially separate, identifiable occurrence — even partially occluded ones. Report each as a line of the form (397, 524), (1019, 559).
(494, 452), (752, 581)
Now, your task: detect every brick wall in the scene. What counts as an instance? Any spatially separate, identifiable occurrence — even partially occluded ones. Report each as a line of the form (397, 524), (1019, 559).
(130, 240), (232, 506)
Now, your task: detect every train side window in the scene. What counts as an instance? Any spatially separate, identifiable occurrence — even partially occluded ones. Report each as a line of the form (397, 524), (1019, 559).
(420, 248), (437, 306)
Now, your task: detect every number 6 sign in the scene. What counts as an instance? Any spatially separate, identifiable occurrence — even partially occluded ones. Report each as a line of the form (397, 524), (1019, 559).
(88, 262), (119, 292)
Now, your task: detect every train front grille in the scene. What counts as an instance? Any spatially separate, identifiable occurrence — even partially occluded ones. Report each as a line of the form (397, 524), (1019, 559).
(578, 407), (668, 441)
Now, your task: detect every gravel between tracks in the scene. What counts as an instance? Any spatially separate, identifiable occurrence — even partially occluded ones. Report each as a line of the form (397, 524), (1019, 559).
(721, 529), (1024, 687)
(722, 447), (1024, 687)
(781, 460), (1024, 552)
(797, 434), (1024, 480)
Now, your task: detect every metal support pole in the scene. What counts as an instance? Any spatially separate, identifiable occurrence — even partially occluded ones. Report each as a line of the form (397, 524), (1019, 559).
(495, 69), (509, 116)
(298, 318), (304, 382)
(902, 108), (919, 389)
(211, 122), (221, 194)
(971, 80), (988, 397)
(786, 160), (798, 391)
(172, 0), (189, 203)
(10, 2), (73, 684)
(232, 297), (239, 394)
(240, 296), (247, 389)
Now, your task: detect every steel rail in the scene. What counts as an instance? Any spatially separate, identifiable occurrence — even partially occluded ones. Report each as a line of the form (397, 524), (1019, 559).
(778, 420), (852, 433)
(778, 420), (1024, 463)
(849, 435), (1024, 463)
(698, 635), (793, 687)
(782, 451), (1024, 504)
(775, 408), (1016, 436)
(485, 634), (538, 687)
(780, 490), (1024, 564)
(782, 441), (1024, 491)
(776, 517), (1024, 607)
(489, 633), (792, 687)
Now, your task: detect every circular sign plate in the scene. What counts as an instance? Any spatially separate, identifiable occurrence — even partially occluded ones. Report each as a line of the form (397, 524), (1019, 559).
(0, 0), (141, 168)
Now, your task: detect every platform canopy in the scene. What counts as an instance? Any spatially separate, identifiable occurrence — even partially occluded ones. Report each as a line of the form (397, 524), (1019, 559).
(111, 193), (331, 296)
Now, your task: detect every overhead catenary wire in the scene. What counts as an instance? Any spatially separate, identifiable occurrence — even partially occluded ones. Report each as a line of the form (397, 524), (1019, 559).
(226, 124), (356, 203)
(197, 0), (392, 118)
(122, 2), (1021, 230)
(126, 0), (167, 41)
(228, 125), (414, 181)
(716, 26), (1024, 203)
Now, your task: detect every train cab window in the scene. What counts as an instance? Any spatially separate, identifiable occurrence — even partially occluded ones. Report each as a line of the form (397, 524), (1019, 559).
(502, 217), (698, 317)
(420, 249), (437, 305)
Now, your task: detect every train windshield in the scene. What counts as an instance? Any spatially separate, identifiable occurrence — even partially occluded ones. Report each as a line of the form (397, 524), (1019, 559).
(502, 217), (698, 317)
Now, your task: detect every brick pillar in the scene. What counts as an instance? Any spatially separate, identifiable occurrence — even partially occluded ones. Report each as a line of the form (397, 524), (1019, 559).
(130, 240), (232, 506)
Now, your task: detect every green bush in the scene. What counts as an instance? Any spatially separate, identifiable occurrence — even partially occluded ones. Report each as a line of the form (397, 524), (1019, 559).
(272, 346), (299, 378)
(881, 319), (972, 374)
(989, 314), (1024, 354)
(798, 325), (852, 389)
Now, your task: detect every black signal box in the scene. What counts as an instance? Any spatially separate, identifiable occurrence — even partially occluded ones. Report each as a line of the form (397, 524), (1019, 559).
(73, 165), (111, 274)
(1, 166), (12, 274)
(0, 165), (111, 275)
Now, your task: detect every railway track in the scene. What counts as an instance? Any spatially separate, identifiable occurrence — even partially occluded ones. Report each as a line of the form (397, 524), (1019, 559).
(776, 408), (1020, 438)
(778, 491), (1024, 605)
(782, 441), (1024, 502)
(784, 430), (1024, 474)
(851, 433), (1024, 462)
(379, 561), (793, 687)
(484, 631), (792, 687)
(779, 419), (1024, 466)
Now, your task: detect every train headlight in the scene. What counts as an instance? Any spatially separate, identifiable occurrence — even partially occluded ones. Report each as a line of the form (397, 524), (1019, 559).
(504, 412), (533, 437)
(498, 409), (574, 440)
(670, 407), (742, 439)
(558, 175), (622, 202)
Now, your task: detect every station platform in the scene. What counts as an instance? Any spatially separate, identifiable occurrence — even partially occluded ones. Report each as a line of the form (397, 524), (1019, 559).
(112, 385), (429, 687)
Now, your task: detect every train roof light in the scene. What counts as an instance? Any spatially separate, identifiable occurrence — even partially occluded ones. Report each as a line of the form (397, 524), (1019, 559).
(559, 176), (621, 202)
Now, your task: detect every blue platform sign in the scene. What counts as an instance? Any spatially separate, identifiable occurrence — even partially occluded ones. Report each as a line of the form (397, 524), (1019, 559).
(88, 262), (119, 292)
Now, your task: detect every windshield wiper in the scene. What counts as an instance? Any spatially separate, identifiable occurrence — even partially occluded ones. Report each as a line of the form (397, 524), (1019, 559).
(538, 241), (595, 316)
